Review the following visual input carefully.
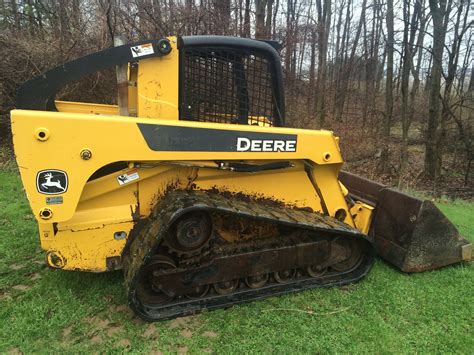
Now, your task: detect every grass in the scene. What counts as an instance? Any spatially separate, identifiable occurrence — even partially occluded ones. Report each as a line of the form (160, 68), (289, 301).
(0, 167), (472, 354)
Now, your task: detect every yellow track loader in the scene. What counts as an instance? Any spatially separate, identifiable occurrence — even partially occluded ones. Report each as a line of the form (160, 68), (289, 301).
(11, 36), (471, 321)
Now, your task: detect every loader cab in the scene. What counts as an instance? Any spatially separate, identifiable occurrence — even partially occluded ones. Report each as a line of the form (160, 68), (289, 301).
(16, 36), (285, 127)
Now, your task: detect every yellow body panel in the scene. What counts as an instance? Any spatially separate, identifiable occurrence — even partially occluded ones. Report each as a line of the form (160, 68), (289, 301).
(55, 100), (119, 115)
(10, 36), (374, 272)
(137, 37), (179, 119)
(12, 108), (372, 271)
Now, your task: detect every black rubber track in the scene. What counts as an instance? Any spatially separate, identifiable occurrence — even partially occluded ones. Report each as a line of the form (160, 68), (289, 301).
(123, 190), (375, 321)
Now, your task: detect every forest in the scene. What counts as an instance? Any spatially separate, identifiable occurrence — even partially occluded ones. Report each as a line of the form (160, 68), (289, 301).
(0, 0), (472, 197)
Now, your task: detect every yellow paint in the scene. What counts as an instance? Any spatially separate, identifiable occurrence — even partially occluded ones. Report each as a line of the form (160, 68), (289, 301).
(137, 36), (179, 119)
(350, 202), (374, 235)
(10, 36), (375, 272)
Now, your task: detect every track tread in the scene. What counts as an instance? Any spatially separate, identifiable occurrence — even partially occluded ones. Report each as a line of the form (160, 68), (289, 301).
(123, 190), (374, 321)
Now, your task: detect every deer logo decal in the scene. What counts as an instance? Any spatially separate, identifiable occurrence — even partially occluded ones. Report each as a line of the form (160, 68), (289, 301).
(36, 170), (68, 195)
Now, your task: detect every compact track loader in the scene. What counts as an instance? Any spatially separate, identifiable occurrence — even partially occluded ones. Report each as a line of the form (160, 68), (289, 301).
(11, 36), (471, 321)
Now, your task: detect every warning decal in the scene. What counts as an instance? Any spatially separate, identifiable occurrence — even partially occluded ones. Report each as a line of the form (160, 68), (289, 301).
(130, 43), (154, 58)
(117, 171), (140, 185)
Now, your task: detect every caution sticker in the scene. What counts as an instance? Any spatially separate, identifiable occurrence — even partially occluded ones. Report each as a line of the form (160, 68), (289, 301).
(117, 171), (140, 185)
(130, 43), (154, 58)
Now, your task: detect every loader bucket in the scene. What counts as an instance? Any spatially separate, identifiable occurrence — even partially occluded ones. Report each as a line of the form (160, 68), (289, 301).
(339, 171), (472, 272)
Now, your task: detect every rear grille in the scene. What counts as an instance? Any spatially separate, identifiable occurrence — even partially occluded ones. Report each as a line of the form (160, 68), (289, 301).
(180, 47), (278, 126)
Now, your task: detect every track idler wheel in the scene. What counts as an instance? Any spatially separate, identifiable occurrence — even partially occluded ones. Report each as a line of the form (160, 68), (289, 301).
(306, 265), (328, 278)
(185, 284), (210, 299)
(137, 255), (177, 305)
(245, 274), (269, 289)
(331, 239), (363, 272)
(167, 212), (212, 255)
(214, 279), (239, 295)
(273, 269), (297, 283)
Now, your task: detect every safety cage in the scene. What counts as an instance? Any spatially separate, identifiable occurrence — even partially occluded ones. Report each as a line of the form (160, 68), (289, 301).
(178, 37), (285, 127)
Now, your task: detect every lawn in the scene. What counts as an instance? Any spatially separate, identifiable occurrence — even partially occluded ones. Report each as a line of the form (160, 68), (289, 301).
(0, 166), (472, 353)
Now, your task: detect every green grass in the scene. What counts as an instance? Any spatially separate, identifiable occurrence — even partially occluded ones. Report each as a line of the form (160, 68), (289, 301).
(0, 168), (472, 354)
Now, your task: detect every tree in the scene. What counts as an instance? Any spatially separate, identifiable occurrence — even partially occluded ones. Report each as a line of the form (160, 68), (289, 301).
(378, 0), (393, 173)
(314, 0), (331, 127)
(424, 0), (453, 180)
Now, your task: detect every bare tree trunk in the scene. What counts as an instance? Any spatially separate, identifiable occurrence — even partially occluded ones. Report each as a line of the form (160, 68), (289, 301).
(314, 0), (331, 127)
(243, 0), (251, 37)
(399, 0), (422, 185)
(469, 65), (474, 92)
(265, 0), (273, 37)
(255, 0), (266, 39)
(308, 27), (317, 112)
(378, 0), (394, 173)
(10, 0), (20, 28)
(424, 0), (453, 180)
(335, 0), (366, 122)
(272, 0), (280, 38)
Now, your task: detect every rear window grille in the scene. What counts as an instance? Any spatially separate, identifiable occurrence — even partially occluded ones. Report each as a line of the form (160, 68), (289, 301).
(180, 47), (277, 126)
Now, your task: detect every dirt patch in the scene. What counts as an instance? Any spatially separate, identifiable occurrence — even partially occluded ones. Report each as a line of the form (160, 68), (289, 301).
(12, 284), (31, 292)
(29, 273), (41, 281)
(202, 331), (218, 338)
(132, 317), (146, 326)
(62, 325), (73, 338)
(115, 339), (131, 349)
(9, 264), (25, 270)
(7, 348), (22, 355)
(90, 335), (103, 345)
(144, 324), (159, 339)
(202, 348), (213, 353)
(84, 316), (110, 329)
(177, 346), (188, 354)
(168, 314), (202, 330)
(180, 329), (193, 338)
(106, 325), (124, 337)
(0, 291), (12, 301)
(108, 303), (139, 322)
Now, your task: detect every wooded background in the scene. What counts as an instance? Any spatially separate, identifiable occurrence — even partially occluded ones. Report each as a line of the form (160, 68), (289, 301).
(0, 0), (472, 197)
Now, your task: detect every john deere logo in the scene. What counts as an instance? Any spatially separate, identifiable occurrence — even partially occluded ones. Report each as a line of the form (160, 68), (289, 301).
(36, 170), (68, 195)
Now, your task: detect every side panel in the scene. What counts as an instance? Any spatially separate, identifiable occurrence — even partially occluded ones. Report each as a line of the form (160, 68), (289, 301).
(137, 37), (179, 119)
(11, 110), (352, 271)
